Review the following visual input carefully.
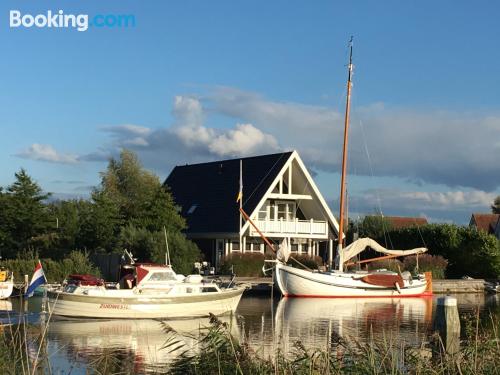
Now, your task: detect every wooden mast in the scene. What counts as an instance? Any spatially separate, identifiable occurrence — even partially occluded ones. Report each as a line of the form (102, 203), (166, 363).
(337, 37), (353, 271)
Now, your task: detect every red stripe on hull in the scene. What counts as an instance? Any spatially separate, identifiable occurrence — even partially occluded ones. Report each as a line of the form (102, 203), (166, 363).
(284, 292), (433, 298)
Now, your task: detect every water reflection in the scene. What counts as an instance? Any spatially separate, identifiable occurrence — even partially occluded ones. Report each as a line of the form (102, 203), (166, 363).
(275, 297), (433, 355)
(47, 315), (239, 372)
(1, 294), (499, 373)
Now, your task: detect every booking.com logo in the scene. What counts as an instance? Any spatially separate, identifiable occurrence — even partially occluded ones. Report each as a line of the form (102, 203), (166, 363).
(9, 10), (136, 31)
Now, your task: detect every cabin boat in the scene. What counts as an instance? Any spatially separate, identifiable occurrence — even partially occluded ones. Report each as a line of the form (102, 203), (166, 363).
(0, 269), (14, 300)
(47, 263), (245, 319)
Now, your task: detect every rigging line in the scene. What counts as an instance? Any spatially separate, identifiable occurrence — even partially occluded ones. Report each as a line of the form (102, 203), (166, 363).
(359, 119), (393, 249)
(242, 153), (286, 207)
(296, 175), (328, 223)
(415, 218), (428, 249)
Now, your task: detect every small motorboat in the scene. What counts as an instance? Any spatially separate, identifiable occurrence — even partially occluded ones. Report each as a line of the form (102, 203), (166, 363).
(47, 263), (246, 319)
(0, 268), (14, 299)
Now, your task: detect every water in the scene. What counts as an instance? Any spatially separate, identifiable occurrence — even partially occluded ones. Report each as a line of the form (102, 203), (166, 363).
(2, 293), (499, 373)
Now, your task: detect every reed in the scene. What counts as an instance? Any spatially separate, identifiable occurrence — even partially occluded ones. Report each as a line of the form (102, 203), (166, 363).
(2, 308), (500, 374)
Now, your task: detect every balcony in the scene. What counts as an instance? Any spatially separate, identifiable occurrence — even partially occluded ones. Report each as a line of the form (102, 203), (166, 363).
(249, 218), (328, 238)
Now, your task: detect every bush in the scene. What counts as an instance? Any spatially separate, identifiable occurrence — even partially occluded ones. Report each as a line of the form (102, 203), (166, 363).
(219, 253), (265, 277)
(371, 224), (500, 278)
(403, 254), (448, 279)
(289, 254), (323, 269)
(366, 259), (404, 273)
(0, 250), (100, 283)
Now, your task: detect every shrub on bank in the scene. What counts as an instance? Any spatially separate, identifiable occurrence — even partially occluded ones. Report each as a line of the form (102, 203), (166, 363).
(0, 250), (100, 283)
(403, 254), (448, 279)
(290, 254), (324, 269)
(219, 253), (265, 277)
(383, 224), (500, 278)
(220, 253), (324, 276)
(366, 258), (404, 273)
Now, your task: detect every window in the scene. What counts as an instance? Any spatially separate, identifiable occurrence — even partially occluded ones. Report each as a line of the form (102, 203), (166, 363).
(148, 272), (177, 281)
(291, 244), (299, 252)
(201, 287), (218, 293)
(258, 202), (269, 220)
(231, 241), (240, 251)
(276, 201), (296, 221)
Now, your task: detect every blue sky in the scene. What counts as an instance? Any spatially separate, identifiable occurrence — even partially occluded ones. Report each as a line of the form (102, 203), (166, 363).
(1, 0), (499, 224)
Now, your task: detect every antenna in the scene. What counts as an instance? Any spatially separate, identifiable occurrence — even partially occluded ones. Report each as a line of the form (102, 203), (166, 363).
(163, 226), (171, 266)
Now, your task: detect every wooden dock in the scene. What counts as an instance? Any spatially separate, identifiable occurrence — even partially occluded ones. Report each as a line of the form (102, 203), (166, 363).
(432, 279), (485, 293)
(235, 277), (487, 294)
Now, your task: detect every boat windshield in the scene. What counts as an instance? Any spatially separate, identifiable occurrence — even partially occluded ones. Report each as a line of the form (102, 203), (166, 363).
(148, 271), (177, 282)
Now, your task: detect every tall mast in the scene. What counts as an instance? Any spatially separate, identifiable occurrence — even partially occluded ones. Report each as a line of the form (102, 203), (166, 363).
(337, 37), (353, 271)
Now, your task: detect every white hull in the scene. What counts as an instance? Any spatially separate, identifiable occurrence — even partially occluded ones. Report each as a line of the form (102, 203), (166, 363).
(48, 286), (245, 319)
(0, 281), (14, 300)
(275, 262), (431, 298)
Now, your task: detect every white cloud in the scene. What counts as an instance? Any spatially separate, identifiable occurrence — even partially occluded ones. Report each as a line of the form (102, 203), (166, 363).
(16, 144), (78, 164)
(203, 87), (500, 191)
(100, 124), (152, 147)
(345, 188), (497, 223)
(172, 95), (204, 128)
(29, 85), (498, 195)
(208, 123), (279, 156)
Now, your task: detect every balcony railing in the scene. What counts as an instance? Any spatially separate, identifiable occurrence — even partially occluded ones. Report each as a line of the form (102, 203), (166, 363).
(249, 218), (328, 237)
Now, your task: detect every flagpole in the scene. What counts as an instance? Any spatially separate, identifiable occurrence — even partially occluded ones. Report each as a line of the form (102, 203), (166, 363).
(239, 159), (243, 252)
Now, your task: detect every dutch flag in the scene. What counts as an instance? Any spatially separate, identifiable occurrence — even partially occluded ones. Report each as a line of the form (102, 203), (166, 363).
(25, 260), (47, 298)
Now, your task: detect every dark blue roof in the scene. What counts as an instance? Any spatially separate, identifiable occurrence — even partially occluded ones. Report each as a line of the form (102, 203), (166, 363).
(164, 152), (293, 234)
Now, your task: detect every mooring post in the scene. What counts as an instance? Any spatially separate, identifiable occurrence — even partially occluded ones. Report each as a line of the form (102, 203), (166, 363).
(433, 296), (460, 355)
(24, 274), (29, 294)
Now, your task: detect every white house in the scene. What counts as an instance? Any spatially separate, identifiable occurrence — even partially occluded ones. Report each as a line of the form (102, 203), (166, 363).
(165, 151), (339, 268)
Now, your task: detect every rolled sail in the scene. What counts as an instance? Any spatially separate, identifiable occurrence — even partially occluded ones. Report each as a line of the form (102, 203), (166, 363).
(338, 237), (427, 266)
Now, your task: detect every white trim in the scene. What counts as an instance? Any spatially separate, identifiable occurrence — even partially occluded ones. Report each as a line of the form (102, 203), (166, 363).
(267, 193), (312, 200)
(292, 151), (339, 235)
(241, 150), (339, 236)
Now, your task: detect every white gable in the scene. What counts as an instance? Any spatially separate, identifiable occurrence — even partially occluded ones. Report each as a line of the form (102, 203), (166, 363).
(241, 150), (339, 237)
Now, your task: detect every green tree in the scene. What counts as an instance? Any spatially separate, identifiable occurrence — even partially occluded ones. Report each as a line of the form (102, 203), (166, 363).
(116, 224), (200, 274)
(357, 215), (393, 243)
(78, 193), (121, 252)
(492, 196), (500, 214)
(96, 149), (185, 233)
(94, 149), (201, 270)
(0, 188), (9, 258)
(2, 169), (51, 257)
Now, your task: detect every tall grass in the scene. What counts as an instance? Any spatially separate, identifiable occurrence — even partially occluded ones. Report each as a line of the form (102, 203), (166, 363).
(2, 309), (500, 374)
(163, 313), (500, 375)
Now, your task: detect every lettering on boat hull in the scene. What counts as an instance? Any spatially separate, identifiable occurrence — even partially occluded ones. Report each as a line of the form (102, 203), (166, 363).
(99, 303), (130, 310)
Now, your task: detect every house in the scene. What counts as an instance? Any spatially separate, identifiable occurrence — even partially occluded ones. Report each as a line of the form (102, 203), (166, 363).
(164, 151), (339, 268)
(384, 216), (428, 229)
(469, 213), (500, 235)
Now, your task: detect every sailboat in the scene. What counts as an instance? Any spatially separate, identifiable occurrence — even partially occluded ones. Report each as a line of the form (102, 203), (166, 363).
(242, 39), (432, 298)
